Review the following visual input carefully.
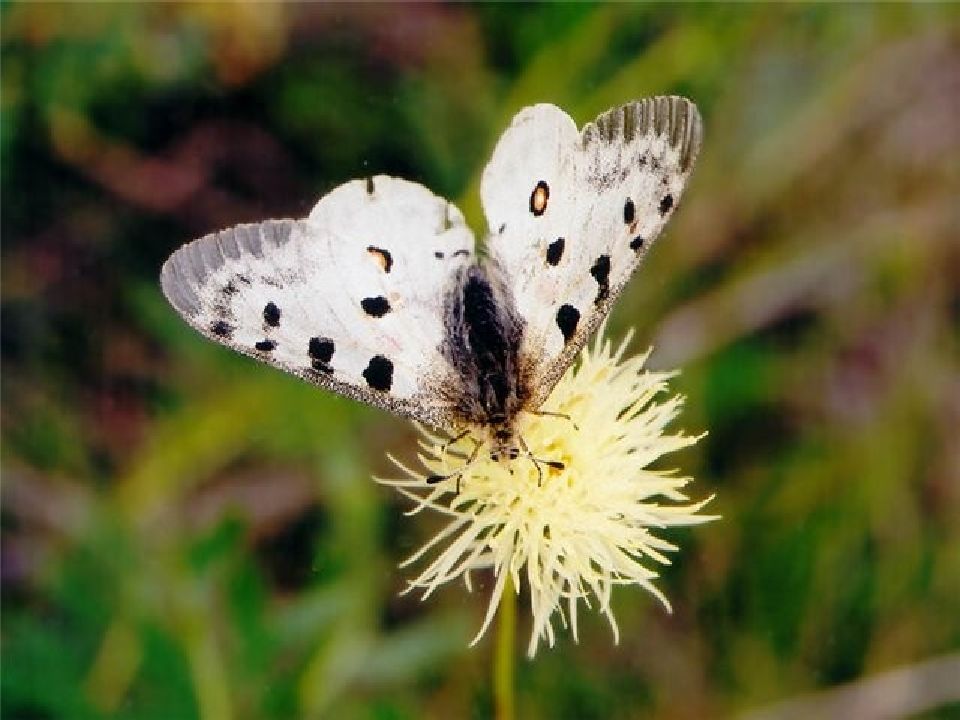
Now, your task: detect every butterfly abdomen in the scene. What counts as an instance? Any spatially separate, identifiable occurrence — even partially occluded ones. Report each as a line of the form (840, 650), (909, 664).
(443, 266), (525, 430)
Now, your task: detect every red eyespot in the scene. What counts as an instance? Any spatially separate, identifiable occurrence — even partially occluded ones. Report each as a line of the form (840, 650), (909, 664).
(530, 180), (549, 216)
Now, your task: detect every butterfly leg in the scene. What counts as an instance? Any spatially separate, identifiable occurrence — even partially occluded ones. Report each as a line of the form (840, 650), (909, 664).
(517, 435), (565, 487)
(530, 409), (579, 432)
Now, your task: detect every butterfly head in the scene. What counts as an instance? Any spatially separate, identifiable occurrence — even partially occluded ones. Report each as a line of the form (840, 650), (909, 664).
(488, 425), (520, 463)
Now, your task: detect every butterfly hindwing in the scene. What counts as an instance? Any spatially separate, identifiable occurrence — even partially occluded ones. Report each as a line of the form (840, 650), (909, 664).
(161, 175), (475, 428)
(481, 97), (703, 406)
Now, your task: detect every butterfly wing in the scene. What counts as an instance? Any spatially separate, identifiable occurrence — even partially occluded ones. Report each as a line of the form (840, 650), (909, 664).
(160, 175), (475, 429)
(480, 97), (702, 407)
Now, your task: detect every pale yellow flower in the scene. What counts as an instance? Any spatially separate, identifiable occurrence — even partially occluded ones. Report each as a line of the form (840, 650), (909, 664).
(378, 330), (716, 657)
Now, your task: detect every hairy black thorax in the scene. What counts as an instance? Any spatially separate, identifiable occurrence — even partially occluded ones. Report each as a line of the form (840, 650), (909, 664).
(443, 266), (524, 434)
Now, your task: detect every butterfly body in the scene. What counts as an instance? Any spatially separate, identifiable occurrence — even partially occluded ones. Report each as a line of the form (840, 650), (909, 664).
(160, 97), (702, 450)
(441, 265), (528, 447)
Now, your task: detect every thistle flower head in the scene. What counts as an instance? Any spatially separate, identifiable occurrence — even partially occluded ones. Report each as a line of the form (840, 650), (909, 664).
(379, 330), (716, 657)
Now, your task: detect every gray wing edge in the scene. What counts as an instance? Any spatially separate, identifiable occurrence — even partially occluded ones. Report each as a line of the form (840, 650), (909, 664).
(160, 218), (300, 319)
(582, 95), (703, 173)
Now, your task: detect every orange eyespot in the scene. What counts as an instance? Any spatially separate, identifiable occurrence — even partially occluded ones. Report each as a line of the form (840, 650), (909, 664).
(366, 245), (392, 273)
(529, 180), (549, 216)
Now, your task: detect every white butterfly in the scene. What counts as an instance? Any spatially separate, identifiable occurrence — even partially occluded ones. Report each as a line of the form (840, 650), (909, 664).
(161, 96), (702, 465)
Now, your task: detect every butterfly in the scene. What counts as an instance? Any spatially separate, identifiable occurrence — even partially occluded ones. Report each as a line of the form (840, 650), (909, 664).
(161, 96), (702, 470)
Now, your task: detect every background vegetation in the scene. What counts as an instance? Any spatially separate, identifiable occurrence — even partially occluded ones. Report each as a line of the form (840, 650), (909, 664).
(3, 4), (958, 718)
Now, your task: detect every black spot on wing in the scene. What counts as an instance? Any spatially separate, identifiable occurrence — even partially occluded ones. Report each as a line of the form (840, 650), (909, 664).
(263, 302), (281, 327)
(363, 355), (393, 392)
(366, 176), (375, 195)
(255, 339), (276, 352)
(307, 337), (334, 373)
(590, 255), (611, 304)
(556, 304), (580, 344)
(659, 194), (674, 215)
(452, 249), (470, 258)
(361, 296), (391, 317)
(434, 251), (445, 259)
(546, 238), (565, 266)
(223, 281), (238, 296)
(366, 246), (393, 273)
(623, 199), (635, 225)
(630, 236), (645, 252)
(211, 320), (233, 338)
(308, 336), (335, 363)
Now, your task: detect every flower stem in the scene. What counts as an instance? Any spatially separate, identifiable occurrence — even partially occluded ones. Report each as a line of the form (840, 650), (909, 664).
(494, 576), (516, 720)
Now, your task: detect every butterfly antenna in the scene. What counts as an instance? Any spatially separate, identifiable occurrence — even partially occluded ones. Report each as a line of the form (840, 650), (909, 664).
(438, 428), (471, 458)
(530, 408), (579, 432)
(426, 437), (482, 494)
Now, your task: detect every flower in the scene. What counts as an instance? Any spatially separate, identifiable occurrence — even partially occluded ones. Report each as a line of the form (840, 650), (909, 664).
(378, 329), (716, 657)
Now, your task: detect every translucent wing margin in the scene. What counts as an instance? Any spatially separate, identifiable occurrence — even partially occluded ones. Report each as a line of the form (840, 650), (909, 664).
(160, 175), (476, 429)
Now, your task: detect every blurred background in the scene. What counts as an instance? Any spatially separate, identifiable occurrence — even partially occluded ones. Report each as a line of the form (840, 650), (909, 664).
(2, 3), (959, 719)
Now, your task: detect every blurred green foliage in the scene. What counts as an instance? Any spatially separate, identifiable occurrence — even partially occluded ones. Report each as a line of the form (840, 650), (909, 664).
(2, 3), (959, 719)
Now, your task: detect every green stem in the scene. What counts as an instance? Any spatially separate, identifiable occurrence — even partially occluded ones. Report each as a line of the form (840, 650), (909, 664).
(494, 576), (516, 720)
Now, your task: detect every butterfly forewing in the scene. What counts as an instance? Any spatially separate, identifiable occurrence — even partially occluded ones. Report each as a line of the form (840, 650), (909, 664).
(161, 175), (475, 428)
(481, 97), (702, 406)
